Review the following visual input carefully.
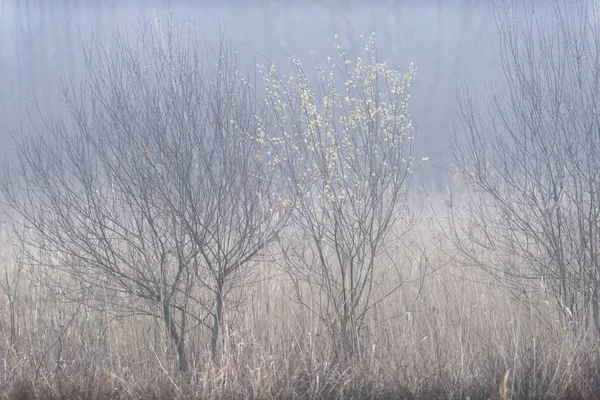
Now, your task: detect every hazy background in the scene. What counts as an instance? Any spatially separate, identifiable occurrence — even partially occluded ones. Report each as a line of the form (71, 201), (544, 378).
(0, 0), (508, 190)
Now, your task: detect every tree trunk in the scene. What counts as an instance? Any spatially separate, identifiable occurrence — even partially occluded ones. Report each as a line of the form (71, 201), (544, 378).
(9, 300), (16, 348)
(210, 276), (225, 363)
(162, 301), (188, 373)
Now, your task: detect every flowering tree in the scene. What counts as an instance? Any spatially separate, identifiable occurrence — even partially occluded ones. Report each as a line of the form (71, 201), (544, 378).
(252, 33), (421, 358)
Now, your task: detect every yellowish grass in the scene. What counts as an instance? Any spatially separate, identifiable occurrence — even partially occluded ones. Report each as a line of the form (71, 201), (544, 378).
(0, 193), (598, 399)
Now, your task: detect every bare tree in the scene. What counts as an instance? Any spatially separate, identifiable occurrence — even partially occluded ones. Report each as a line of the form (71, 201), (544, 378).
(254, 33), (421, 359)
(449, 0), (600, 337)
(1, 18), (286, 371)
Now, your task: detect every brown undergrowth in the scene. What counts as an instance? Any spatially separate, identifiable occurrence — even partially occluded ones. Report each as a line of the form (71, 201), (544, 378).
(1, 199), (600, 399)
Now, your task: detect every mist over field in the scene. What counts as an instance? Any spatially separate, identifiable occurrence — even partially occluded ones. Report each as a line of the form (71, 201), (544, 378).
(1, 1), (600, 399)
(1, 0), (506, 190)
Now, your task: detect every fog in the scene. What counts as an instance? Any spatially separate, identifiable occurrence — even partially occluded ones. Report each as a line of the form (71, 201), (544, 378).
(1, 0), (510, 189)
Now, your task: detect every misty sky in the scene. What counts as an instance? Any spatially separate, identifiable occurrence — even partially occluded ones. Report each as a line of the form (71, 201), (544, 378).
(0, 0), (512, 189)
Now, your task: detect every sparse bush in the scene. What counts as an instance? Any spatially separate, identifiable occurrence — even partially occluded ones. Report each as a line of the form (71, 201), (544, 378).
(449, 0), (600, 337)
(1, 17), (286, 372)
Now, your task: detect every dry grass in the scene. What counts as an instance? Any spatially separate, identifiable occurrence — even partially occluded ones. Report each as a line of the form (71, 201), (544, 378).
(0, 196), (599, 399)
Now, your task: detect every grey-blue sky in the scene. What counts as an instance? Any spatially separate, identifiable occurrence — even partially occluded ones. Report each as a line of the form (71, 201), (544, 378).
(0, 0), (511, 188)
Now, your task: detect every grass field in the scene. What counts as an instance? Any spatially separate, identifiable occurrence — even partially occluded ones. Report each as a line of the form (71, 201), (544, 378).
(1, 193), (598, 400)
